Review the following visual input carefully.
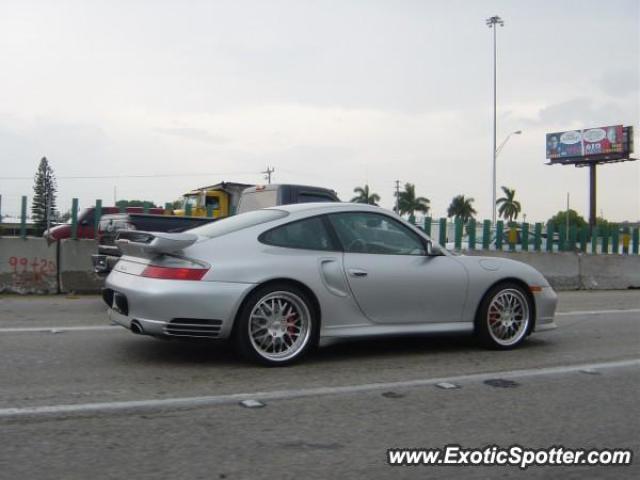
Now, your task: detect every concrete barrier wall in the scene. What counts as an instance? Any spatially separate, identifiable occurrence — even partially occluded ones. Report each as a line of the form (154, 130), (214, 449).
(0, 237), (58, 294)
(58, 239), (104, 294)
(466, 251), (639, 290)
(580, 255), (640, 290)
(0, 238), (102, 294)
(0, 237), (638, 293)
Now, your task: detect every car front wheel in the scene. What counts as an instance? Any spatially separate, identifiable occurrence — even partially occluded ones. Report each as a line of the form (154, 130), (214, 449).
(477, 282), (532, 349)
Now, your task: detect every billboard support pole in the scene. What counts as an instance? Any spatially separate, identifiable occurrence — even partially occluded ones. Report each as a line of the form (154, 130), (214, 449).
(589, 163), (597, 229)
(547, 125), (634, 234)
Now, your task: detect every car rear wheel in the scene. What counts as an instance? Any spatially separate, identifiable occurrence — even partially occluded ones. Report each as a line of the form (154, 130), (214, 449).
(235, 284), (318, 366)
(477, 282), (532, 349)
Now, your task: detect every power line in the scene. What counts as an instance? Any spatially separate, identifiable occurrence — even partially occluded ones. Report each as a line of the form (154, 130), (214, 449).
(0, 171), (258, 180)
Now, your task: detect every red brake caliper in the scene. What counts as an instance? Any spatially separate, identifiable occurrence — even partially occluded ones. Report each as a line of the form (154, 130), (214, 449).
(286, 312), (298, 336)
(489, 306), (499, 325)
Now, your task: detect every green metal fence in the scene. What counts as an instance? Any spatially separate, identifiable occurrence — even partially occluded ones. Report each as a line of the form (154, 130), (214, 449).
(4, 197), (640, 256)
(413, 216), (639, 256)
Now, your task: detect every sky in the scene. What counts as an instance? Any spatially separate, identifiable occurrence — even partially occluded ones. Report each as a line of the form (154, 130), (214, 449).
(0, 0), (638, 222)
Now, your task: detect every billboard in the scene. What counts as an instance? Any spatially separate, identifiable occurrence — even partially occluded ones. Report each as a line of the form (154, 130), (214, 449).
(546, 125), (624, 160)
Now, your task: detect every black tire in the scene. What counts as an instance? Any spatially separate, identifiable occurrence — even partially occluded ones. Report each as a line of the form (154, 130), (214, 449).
(234, 283), (319, 366)
(476, 282), (533, 350)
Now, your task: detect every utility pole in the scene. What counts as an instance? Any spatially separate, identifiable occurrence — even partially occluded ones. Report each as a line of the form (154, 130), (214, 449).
(262, 166), (275, 184)
(566, 192), (570, 234)
(394, 180), (401, 214)
(44, 166), (51, 231)
(486, 14), (504, 225)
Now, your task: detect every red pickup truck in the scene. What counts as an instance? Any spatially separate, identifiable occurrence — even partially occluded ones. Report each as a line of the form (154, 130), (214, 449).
(43, 206), (165, 243)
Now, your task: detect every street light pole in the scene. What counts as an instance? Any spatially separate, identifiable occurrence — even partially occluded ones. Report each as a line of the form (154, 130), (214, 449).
(486, 15), (504, 225)
(496, 130), (522, 158)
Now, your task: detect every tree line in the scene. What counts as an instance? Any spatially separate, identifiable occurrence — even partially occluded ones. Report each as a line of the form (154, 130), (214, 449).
(351, 183), (617, 228)
(351, 183), (523, 224)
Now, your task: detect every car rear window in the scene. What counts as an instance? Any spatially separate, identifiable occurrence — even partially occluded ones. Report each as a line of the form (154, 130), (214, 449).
(236, 190), (278, 213)
(187, 209), (288, 238)
(260, 216), (338, 251)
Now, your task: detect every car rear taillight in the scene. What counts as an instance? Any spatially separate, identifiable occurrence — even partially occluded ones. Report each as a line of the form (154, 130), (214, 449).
(141, 265), (209, 280)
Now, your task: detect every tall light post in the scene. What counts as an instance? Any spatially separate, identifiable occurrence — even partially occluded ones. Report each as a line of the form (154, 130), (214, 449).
(494, 130), (522, 222)
(496, 130), (522, 157)
(486, 14), (504, 225)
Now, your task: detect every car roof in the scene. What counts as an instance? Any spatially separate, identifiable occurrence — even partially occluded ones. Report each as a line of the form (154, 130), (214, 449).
(266, 202), (383, 214)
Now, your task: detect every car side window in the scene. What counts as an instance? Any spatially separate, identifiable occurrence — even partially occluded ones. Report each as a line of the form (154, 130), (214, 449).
(260, 216), (338, 251)
(205, 197), (220, 208)
(329, 212), (426, 255)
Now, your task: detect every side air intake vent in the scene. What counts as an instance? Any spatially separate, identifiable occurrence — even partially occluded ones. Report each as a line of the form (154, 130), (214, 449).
(165, 318), (223, 338)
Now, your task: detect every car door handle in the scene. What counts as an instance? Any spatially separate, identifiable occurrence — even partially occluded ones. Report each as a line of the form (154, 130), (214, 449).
(348, 268), (368, 277)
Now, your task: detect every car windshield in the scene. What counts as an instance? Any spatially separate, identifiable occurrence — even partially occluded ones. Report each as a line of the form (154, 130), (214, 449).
(188, 209), (288, 238)
(183, 195), (200, 209)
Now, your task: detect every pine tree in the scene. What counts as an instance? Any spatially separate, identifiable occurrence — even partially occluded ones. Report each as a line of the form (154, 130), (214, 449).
(31, 157), (58, 234)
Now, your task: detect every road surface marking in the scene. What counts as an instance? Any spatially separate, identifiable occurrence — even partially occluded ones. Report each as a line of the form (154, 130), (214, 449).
(556, 308), (640, 316)
(0, 358), (637, 419)
(0, 326), (120, 333)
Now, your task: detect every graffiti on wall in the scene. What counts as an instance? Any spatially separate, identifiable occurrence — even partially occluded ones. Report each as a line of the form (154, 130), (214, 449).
(6, 256), (57, 291)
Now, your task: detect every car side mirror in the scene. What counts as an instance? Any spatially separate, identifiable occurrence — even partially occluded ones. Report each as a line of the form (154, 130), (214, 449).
(425, 240), (443, 256)
(425, 240), (433, 256)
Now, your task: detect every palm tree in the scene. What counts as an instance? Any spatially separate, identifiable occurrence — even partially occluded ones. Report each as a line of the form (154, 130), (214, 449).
(350, 184), (381, 206)
(395, 183), (430, 218)
(447, 195), (477, 223)
(496, 186), (522, 222)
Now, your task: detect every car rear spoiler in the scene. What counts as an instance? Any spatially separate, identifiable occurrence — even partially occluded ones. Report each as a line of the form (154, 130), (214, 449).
(115, 230), (198, 257)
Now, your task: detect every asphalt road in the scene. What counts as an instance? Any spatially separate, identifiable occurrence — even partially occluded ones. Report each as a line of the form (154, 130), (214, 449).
(0, 290), (638, 479)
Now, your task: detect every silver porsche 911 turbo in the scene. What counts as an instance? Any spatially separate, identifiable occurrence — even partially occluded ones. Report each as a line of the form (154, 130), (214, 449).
(104, 203), (557, 365)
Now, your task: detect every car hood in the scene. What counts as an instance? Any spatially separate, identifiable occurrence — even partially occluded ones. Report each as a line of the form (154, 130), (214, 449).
(43, 224), (69, 243)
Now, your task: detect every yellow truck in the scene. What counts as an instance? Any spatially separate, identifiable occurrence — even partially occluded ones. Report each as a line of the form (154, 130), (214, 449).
(173, 182), (253, 218)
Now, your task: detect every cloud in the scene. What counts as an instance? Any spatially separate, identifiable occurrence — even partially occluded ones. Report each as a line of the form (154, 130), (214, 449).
(599, 69), (639, 98)
(153, 127), (229, 145)
(514, 97), (633, 129)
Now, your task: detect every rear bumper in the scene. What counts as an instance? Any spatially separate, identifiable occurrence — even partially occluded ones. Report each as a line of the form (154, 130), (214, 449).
(108, 308), (170, 336)
(104, 270), (255, 339)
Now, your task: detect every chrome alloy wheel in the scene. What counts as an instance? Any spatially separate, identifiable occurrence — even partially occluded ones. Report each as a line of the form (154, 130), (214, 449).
(248, 291), (312, 362)
(487, 288), (530, 347)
